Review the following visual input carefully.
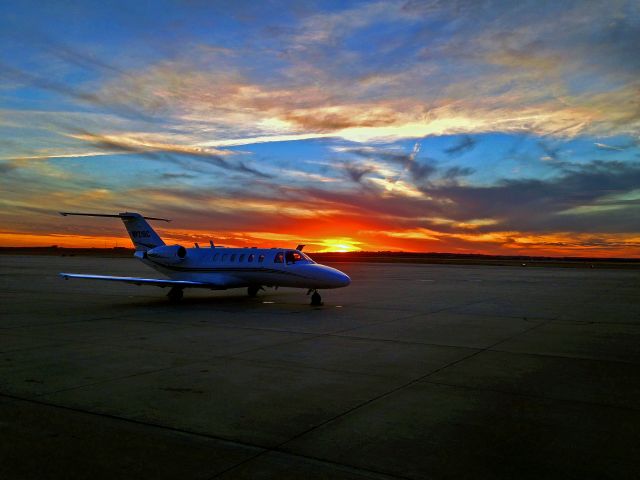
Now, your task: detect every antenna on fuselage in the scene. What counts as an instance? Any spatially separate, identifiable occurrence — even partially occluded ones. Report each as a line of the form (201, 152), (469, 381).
(209, 240), (215, 248)
(296, 244), (306, 251)
(195, 243), (200, 248)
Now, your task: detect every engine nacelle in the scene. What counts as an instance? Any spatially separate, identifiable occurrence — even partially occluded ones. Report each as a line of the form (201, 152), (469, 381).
(146, 244), (187, 265)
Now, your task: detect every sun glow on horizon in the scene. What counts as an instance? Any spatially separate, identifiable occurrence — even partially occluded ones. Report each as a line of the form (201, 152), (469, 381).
(315, 238), (362, 253)
(1, 228), (639, 258)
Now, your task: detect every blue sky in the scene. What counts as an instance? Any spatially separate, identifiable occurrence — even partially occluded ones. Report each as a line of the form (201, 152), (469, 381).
(1, 1), (639, 255)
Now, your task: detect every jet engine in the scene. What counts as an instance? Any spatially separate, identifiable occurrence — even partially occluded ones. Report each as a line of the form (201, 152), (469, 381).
(146, 245), (187, 265)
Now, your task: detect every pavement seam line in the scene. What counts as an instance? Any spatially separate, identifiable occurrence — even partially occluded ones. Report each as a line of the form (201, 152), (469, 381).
(267, 313), (555, 463)
(0, 392), (407, 480)
(420, 379), (640, 412)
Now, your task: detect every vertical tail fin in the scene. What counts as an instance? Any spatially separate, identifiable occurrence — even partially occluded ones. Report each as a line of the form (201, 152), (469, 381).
(119, 212), (166, 251)
(59, 212), (169, 251)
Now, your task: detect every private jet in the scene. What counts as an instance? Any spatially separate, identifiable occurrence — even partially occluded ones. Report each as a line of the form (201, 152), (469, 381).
(59, 212), (351, 305)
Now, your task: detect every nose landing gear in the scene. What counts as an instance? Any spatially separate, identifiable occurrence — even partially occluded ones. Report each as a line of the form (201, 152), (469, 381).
(308, 289), (323, 306)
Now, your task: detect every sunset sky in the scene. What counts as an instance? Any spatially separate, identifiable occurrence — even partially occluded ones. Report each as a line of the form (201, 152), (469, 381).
(1, 1), (639, 256)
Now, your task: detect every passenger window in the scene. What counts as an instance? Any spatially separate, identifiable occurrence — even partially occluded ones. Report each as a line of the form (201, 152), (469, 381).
(238, 254), (245, 262)
(258, 254), (265, 263)
(248, 254), (254, 262)
(274, 252), (284, 263)
(221, 254), (227, 262)
(213, 253), (219, 261)
(230, 254), (236, 262)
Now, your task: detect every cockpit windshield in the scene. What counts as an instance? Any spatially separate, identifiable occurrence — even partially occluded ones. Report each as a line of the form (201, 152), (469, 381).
(285, 250), (315, 264)
(300, 252), (315, 263)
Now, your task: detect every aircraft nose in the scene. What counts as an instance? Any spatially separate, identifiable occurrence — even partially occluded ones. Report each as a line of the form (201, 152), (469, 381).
(322, 266), (351, 288)
(335, 270), (351, 287)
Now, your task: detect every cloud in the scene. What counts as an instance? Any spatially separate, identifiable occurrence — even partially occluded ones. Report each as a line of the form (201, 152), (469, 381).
(282, 105), (403, 132)
(442, 166), (475, 181)
(594, 140), (638, 151)
(3, 155), (639, 254)
(343, 163), (377, 184)
(537, 140), (562, 161)
(342, 145), (437, 183)
(158, 172), (197, 181)
(97, 59), (639, 143)
(66, 130), (271, 178)
(289, 1), (411, 49)
(427, 160), (640, 233)
(444, 135), (476, 156)
(595, 142), (625, 151)
(36, 37), (126, 76)
(3, 1), (640, 151)
(0, 63), (154, 123)
(0, 161), (17, 174)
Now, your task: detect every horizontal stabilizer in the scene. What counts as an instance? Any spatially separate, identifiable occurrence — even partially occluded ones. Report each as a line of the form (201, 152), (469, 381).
(59, 273), (225, 289)
(59, 211), (168, 251)
(59, 212), (170, 222)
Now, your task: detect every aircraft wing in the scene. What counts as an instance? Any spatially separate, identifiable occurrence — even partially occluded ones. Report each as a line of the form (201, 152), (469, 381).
(59, 273), (225, 289)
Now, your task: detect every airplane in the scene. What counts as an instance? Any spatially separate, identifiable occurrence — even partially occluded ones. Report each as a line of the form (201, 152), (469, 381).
(59, 212), (351, 305)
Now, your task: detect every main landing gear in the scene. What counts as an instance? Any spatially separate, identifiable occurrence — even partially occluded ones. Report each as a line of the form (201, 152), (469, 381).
(247, 285), (261, 297)
(167, 287), (184, 302)
(309, 289), (323, 306)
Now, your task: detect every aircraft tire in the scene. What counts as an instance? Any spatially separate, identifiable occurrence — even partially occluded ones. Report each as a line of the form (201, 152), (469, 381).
(167, 287), (184, 302)
(310, 290), (323, 306)
(247, 286), (260, 297)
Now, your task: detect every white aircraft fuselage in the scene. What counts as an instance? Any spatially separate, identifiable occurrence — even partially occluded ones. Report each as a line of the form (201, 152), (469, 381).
(59, 212), (351, 304)
(139, 245), (350, 290)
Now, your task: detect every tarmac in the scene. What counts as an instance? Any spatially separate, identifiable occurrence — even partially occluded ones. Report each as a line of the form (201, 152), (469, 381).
(1, 254), (639, 479)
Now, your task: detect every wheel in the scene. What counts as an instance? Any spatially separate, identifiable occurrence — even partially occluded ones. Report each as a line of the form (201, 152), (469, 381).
(310, 290), (323, 306)
(247, 285), (260, 297)
(167, 287), (184, 302)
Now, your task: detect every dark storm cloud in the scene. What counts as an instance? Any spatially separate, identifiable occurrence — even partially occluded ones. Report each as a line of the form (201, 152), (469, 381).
(429, 160), (640, 233)
(286, 156), (640, 237)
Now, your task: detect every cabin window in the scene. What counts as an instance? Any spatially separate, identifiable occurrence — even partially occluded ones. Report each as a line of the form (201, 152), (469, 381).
(274, 251), (284, 263)
(238, 254), (245, 262)
(258, 254), (265, 263)
(221, 254), (227, 262)
(248, 254), (254, 262)
(230, 254), (236, 262)
(213, 253), (219, 262)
